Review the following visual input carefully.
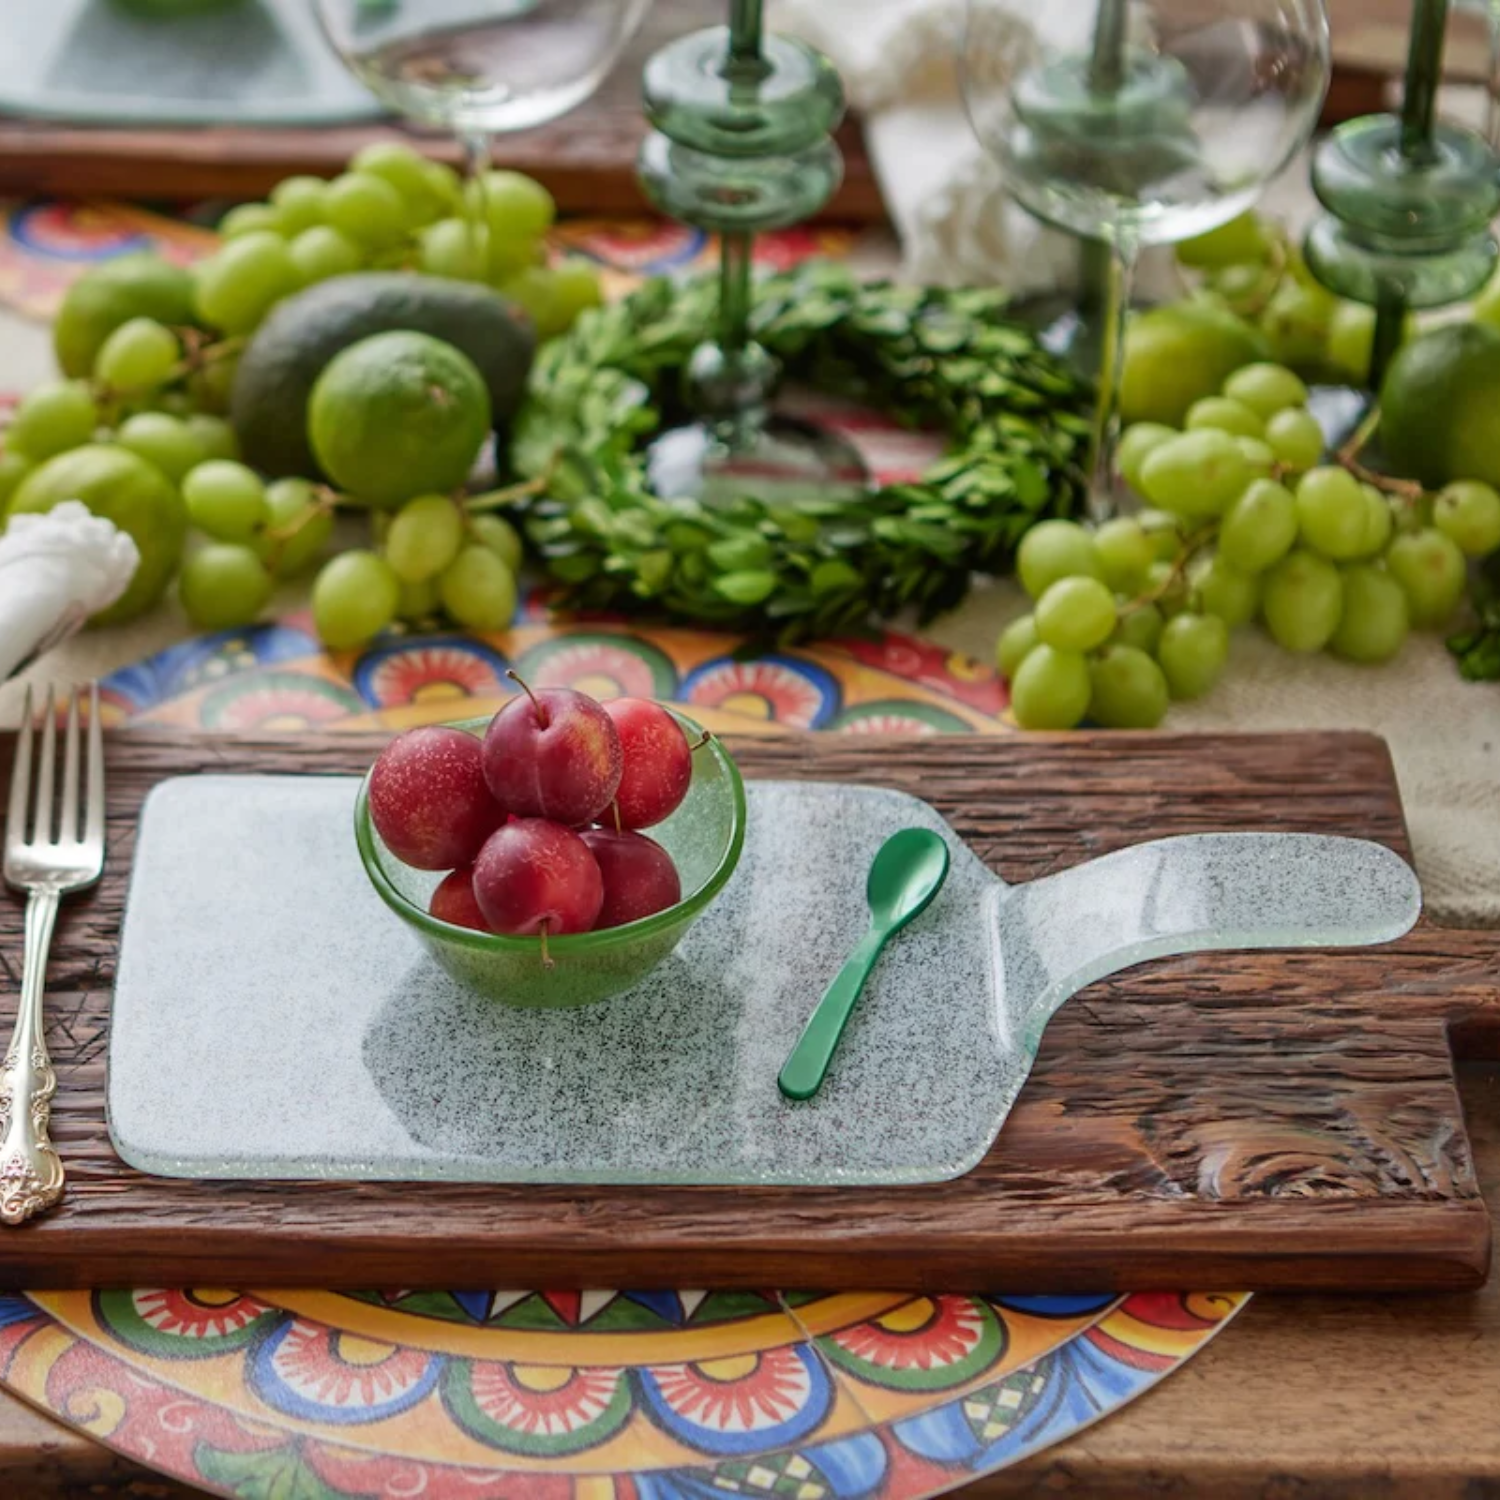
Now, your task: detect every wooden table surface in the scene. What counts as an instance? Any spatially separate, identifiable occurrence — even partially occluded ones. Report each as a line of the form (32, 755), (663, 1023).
(1, 1061), (1495, 1497)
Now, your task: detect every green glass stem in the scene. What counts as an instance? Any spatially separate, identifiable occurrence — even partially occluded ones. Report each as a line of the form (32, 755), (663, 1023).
(1089, 238), (1137, 522)
(462, 130), (491, 279)
(719, 229), (754, 358)
(728, 0), (764, 60)
(1089, 0), (1128, 94)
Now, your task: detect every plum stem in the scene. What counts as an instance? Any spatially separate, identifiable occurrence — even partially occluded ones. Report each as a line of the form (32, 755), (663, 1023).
(611, 800), (622, 833)
(539, 920), (554, 970)
(689, 730), (713, 753)
(506, 669), (550, 728)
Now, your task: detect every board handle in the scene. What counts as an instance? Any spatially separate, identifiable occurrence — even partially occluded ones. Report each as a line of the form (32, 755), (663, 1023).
(1001, 833), (1421, 1043)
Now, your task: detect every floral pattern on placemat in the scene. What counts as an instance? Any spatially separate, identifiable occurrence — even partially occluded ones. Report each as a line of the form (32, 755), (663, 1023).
(0, 1290), (1247, 1498)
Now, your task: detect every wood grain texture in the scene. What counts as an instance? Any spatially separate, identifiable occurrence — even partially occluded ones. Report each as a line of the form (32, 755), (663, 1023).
(3, 1065), (1497, 1499)
(0, 0), (884, 218)
(0, 728), (1492, 1293)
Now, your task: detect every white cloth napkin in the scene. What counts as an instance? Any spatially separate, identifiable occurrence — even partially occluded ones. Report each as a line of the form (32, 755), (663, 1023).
(0, 502), (139, 684)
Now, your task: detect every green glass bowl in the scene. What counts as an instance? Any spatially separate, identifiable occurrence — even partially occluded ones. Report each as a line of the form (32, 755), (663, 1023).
(353, 711), (746, 1008)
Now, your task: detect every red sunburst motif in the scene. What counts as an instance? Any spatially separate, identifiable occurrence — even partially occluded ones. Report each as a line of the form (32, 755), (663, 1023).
(468, 1364), (623, 1436)
(269, 1322), (434, 1409)
(205, 686), (351, 731)
(838, 715), (940, 735)
(524, 643), (658, 699)
(132, 1290), (271, 1340)
(647, 1348), (810, 1433)
(831, 1296), (987, 1372)
(364, 646), (507, 706)
(685, 662), (829, 728)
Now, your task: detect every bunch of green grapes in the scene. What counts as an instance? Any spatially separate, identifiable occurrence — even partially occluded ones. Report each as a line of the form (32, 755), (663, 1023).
(1176, 212), (1394, 386)
(199, 145), (602, 345)
(998, 361), (1500, 729)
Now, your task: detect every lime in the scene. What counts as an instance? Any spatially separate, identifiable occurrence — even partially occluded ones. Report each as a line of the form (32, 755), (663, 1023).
(307, 331), (493, 508)
(1120, 302), (1269, 427)
(53, 253), (197, 379)
(7, 444), (187, 625)
(1380, 322), (1500, 489)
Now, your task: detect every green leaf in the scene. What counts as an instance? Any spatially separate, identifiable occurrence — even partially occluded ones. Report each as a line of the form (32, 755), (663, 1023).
(712, 569), (780, 605)
(707, 534), (775, 572)
(810, 559), (863, 594)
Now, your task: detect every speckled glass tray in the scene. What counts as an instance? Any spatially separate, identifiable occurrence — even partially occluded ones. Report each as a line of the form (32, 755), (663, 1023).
(106, 775), (1421, 1187)
(0, 0), (383, 126)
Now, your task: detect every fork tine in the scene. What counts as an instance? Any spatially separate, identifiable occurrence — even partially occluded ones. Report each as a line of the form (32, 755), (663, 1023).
(85, 682), (104, 851)
(7, 685), (33, 852)
(31, 685), (56, 846)
(59, 686), (81, 845)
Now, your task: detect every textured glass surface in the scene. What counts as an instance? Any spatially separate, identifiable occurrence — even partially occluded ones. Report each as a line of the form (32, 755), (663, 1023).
(108, 777), (1420, 1186)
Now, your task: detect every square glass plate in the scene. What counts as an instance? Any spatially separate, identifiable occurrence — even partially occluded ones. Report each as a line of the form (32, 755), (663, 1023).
(106, 774), (1420, 1186)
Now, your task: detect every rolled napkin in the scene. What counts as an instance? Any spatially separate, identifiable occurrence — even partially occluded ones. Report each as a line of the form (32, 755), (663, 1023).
(0, 501), (139, 683)
(770, 0), (1178, 297)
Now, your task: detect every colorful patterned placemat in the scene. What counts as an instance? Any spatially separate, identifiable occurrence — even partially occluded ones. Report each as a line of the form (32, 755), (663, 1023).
(0, 1289), (1247, 1498)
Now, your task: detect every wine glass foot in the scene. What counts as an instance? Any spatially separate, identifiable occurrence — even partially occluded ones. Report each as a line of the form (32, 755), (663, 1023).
(646, 415), (870, 508)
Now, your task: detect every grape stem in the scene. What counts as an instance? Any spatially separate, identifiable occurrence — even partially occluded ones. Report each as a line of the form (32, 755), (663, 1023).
(1122, 524), (1215, 615)
(462, 469), (553, 515)
(1335, 406), (1425, 502)
(255, 485), (339, 576)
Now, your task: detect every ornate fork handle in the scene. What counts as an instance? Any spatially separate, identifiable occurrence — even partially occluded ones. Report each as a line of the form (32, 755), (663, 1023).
(0, 888), (65, 1225)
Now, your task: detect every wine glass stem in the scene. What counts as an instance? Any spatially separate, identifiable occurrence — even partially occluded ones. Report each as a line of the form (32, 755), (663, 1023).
(462, 130), (492, 274)
(719, 230), (753, 357)
(1089, 236), (1137, 523)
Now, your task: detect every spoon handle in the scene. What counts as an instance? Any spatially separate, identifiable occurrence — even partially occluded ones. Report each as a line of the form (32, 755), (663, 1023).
(778, 927), (887, 1101)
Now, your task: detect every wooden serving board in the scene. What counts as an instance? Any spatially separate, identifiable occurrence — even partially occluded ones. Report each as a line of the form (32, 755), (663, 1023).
(0, 0), (883, 219)
(0, 727), (1494, 1292)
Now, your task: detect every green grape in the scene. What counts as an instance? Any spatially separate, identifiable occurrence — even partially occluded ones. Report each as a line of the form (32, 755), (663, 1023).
(419, 217), (487, 281)
(1194, 556), (1260, 628)
(1385, 528), (1468, 628)
(386, 493), (465, 583)
(1264, 407), (1324, 469)
(1261, 549), (1344, 652)
(995, 613), (1039, 679)
(398, 576), (442, 622)
(1145, 559), (1190, 617)
(350, 143), (446, 220)
(1222, 362), (1309, 418)
(154, 391), (195, 417)
(548, 259), (605, 327)
(7, 380), (98, 460)
(420, 160), (464, 213)
(1088, 644), (1170, 728)
(1114, 602), (1164, 655)
(1009, 644), (1092, 729)
(182, 459), (268, 543)
(1185, 396), (1264, 439)
(289, 225), (363, 285)
(468, 512), (524, 573)
(1234, 436), (1274, 478)
(1157, 611), (1229, 699)
(1117, 422), (1176, 492)
(498, 267), (566, 339)
(1330, 564), (1410, 663)
(1035, 575), (1118, 652)
(95, 316), (180, 393)
(1325, 301), (1374, 384)
(220, 203), (279, 239)
(472, 168), (556, 240)
(187, 351), (238, 416)
(313, 549), (400, 649)
(1294, 466), (1369, 560)
(0, 449), (33, 508)
(269, 175), (328, 235)
(178, 543), (274, 630)
(1218, 478), (1298, 573)
(1260, 278), (1337, 367)
(1356, 485), (1394, 558)
(1138, 509), (1183, 562)
(1433, 479), (1500, 557)
(255, 478), (333, 578)
(116, 411), (203, 483)
(487, 226), (544, 284)
(1138, 429), (1251, 520)
(1016, 519), (1101, 599)
(439, 545), (518, 630)
(193, 231), (299, 335)
(185, 412), (239, 462)
(1206, 262), (1269, 303)
(322, 172), (409, 250)
(1175, 211), (1271, 269)
(1093, 516), (1153, 593)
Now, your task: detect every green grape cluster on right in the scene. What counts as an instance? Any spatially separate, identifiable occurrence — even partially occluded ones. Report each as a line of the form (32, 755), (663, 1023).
(998, 361), (1500, 730)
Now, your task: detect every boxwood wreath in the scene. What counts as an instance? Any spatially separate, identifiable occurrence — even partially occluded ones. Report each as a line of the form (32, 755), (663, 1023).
(508, 261), (1094, 642)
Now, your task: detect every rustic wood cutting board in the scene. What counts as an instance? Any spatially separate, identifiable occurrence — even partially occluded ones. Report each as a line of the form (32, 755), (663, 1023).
(0, 0), (883, 218)
(0, 727), (1493, 1292)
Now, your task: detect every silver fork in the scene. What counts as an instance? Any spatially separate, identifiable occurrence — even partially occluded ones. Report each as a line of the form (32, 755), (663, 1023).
(0, 685), (104, 1226)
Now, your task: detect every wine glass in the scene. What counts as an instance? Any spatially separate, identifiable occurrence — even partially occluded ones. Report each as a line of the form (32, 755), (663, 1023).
(315, 0), (653, 254)
(962, 0), (1330, 515)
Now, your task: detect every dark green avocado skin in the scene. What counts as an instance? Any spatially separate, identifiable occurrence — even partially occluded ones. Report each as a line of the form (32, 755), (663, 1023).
(230, 273), (536, 479)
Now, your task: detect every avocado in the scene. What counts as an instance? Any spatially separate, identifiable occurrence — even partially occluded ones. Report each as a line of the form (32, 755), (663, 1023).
(230, 273), (536, 479)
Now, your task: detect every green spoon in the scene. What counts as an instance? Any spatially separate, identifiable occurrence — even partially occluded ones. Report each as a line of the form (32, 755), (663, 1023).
(777, 828), (951, 1102)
